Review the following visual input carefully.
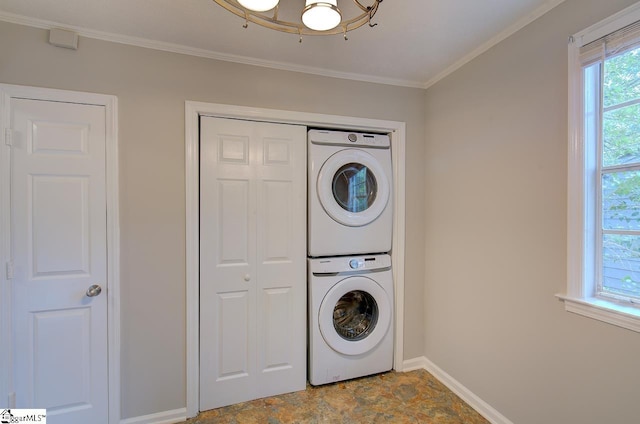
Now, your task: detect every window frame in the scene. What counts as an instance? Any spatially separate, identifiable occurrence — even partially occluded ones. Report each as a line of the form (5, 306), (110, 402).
(562, 2), (640, 332)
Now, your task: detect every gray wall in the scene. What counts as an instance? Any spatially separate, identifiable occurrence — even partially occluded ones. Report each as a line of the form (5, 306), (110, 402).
(0, 22), (426, 419)
(423, 0), (640, 423)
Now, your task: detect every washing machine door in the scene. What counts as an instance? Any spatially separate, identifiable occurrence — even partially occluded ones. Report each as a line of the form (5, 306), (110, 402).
(319, 275), (392, 356)
(317, 149), (390, 227)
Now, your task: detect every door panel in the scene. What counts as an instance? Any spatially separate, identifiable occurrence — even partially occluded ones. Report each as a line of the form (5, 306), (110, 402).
(32, 308), (91, 410)
(217, 291), (250, 379)
(218, 179), (251, 264)
(260, 287), (293, 371)
(200, 116), (305, 410)
(30, 120), (89, 155)
(31, 175), (90, 276)
(261, 180), (293, 260)
(11, 98), (108, 424)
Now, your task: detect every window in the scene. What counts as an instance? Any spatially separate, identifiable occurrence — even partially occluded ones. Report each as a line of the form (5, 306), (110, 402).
(564, 3), (640, 332)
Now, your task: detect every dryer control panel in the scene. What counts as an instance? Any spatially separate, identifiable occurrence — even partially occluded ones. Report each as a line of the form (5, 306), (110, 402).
(309, 129), (390, 149)
(309, 254), (392, 274)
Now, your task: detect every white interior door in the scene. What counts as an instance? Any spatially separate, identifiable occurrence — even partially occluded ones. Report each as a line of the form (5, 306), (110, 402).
(10, 98), (109, 423)
(199, 116), (306, 410)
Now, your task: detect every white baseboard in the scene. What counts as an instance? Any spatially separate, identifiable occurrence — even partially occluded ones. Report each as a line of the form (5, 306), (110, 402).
(402, 356), (513, 424)
(402, 356), (429, 372)
(120, 408), (187, 424)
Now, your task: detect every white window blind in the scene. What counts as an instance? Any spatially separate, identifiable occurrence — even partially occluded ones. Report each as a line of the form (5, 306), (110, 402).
(580, 20), (640, 64)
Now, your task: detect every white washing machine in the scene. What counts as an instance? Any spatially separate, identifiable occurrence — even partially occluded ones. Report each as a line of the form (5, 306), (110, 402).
(308, 254), (394, 386)
(308, 129), (393, 257)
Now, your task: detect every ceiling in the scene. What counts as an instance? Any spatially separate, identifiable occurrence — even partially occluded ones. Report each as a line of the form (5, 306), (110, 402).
(0, 0), (565, 88)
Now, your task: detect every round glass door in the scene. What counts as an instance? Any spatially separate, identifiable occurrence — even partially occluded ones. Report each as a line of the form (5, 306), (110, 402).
(317, 149), (390, 227)
(333, 290), (379, 341)
(332, 163), (378, 214)
(319, 276), (391, 356)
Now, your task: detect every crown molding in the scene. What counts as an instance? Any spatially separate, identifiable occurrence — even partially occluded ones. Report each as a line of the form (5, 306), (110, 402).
(0, 10), (424, 89)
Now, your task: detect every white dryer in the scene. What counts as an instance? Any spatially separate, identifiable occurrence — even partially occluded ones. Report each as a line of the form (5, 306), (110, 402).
(308, 254), (394, 386)
(308, 129), (393, 257)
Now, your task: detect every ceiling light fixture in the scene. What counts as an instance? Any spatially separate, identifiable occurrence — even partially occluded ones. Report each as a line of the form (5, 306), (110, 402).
(213, 0), (382, 41)
(302, 1), (342, 32)
(237, 0), (280, 12)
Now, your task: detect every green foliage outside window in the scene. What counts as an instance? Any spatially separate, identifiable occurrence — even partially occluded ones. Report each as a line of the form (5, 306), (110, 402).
(601, 46), (640, 299)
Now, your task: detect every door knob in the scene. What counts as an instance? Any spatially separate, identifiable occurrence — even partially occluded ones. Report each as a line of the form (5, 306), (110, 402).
(86, 284), (102, 297)
(244, 274), (251, 282)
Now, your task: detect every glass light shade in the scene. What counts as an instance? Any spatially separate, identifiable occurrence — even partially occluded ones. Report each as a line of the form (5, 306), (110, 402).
(237, 0), (279, 12)
(302, 1), (342, 32)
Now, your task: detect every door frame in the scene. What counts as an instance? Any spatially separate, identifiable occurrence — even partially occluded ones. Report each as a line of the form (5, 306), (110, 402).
(0, 83), (120, 424)
(185, 101), (406, 417)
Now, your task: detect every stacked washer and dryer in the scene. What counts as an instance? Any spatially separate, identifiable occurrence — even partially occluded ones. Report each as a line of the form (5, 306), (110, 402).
(307, 129), (394, 386)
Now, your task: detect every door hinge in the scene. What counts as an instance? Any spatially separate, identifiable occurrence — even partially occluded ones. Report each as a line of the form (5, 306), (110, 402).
(5, 260), (14, 280)
(4, 128), (12, 146)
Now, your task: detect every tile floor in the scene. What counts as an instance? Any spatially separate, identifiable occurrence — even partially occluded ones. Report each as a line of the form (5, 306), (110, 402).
(185, 369), (490, 423)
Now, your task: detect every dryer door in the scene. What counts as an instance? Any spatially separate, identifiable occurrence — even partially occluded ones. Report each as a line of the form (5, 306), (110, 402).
(319, 276), (391, 356)
(317, 149), (390, 227)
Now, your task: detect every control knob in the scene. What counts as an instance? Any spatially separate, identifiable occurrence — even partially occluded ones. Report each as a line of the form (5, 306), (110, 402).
(349, 258), (364, 269)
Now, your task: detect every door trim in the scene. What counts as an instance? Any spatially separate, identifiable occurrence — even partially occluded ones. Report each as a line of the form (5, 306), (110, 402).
(0, 83), (120, 424)
(185, 101), (406, 417)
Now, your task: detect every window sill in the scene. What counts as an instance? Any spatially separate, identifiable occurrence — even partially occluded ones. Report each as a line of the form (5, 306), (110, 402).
(556, 294), (640, 333)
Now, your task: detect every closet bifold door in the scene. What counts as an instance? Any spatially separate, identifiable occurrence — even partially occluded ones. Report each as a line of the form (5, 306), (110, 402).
(199, 116), (306, 410)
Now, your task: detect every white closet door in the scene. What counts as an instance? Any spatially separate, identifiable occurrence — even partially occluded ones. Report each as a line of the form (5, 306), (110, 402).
(199, 116), (306, 410)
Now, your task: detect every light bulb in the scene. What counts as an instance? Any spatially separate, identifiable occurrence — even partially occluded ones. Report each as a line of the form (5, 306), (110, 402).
(302, 1), (342, 31)
(237, 0), (279, 12)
